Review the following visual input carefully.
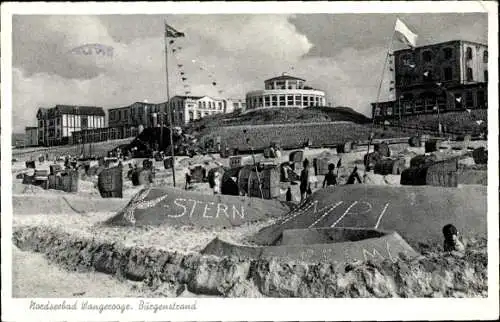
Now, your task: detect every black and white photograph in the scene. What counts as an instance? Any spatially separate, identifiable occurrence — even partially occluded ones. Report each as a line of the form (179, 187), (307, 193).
(1, 1), (498, 321)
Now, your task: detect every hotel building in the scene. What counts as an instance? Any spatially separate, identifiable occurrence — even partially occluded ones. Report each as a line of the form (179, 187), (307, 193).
(36, 105), (105, 146)
(372, 40), (488, 123)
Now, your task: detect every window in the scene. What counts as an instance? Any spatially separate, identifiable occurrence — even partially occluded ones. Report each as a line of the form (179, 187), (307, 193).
(422, 50), (432, 62)
(484, 70), (488, 82)
(465, 92), (474, 108)
(401, 54), (413, 66)
(454, 94), (463, 109)
(387, 107), (393, 115)
(483, 50), (488, 63)
(264, 96), (270, 107)
(404, 102), (413, 114)
(477, 90), (486, 108)
(287, 95), (293, 105)
(198, 102), (202, 109)
(218, 102), (222, 109)
(466, 47), (473, 60)
(258, 97), (263, 107)
(466, 68), (473, 81)
(443, 67), (453, 81)
(443, 47), (453, 60)
(374, 107), (381, 116)
(279, 95), (286, 106)
(272, 96), (277, 107)
(423, 70), (433, 82)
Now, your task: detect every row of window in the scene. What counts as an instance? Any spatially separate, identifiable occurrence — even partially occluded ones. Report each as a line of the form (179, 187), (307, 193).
(398, 67), (488, 85)
(375, 90), (487, 116)
(247, 95), (325, 108)
(170, 100), (223, 111)
(264, 80), (305, 90)
(402, 47), (488, 64)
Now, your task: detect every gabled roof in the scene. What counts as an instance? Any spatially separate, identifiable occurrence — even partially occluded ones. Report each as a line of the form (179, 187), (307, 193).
(265, 75), (306, 82)
(37, 108), (49, 117)
(54, 105), (105, 116)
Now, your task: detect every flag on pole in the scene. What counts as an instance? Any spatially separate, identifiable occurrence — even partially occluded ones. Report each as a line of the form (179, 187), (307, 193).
(165, 23), (185, 38)
(466, 108), (471, 114)
(476, 120), (484, 125)
(337, 158), (342, 168)
(395, 18), (418, 48)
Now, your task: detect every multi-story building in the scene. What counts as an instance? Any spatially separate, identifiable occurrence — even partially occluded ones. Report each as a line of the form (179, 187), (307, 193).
(108, 101), (166, 132)
(168, 95), (235, 124)
(36, 105), (105, 146)
(24, 126), (38, 147)
(373, 40), (488, 123)
(224, 98), (246, 113)
(245, 74), (327, 111)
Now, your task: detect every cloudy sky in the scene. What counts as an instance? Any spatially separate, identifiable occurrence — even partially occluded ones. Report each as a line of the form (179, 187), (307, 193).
(11, 13), (487, 132)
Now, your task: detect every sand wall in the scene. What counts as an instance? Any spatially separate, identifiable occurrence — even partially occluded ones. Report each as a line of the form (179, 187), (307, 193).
(13, 225), (487, 298)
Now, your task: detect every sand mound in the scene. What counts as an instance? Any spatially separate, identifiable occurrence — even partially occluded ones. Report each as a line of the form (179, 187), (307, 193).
(13, 194), (128, 215)
(12, 225), (488, 297)
(251, 185), (487, 247)
(202, 228), (419, 264)
(106, 186), (291, 228)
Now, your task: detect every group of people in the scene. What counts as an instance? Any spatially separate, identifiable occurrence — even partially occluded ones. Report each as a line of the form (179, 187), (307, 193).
(288, 158), (364, 203)
(292, 158), (339, 203)
(185, 164), (221, 195)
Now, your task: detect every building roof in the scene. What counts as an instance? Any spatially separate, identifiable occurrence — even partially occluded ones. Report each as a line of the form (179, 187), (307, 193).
(171, 95), (204, 100)
(394, 40), (487, 54)
(265, 75), (306, 82)
(54, 105), (105, 116)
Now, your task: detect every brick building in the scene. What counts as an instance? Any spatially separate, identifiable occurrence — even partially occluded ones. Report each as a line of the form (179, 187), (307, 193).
(373, 40), (488, 123)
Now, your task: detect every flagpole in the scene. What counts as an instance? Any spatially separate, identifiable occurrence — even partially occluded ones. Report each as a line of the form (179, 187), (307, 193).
(436, 96), (442, 136)
(164, 20), (176, 187)
(369, 22), (396, 168)
(372, 23), (396, 130)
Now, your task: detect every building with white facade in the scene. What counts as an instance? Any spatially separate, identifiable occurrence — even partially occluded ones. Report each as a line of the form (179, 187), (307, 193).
(36, 105), (105, 146)
(245, 75), (327, 111)
(169, 95), (244, 124)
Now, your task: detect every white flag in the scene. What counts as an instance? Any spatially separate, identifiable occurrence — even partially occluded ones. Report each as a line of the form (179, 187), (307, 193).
(466, 108), (471, 114)
(395, 18), (418, 48)
(476, 120), (484, 125)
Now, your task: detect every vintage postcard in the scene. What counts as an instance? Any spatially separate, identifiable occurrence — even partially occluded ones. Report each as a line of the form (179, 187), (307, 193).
(1, 1), (498, 321)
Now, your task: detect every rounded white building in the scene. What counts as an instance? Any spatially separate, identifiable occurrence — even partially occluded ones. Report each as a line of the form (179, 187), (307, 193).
(245, 75), (326, 111)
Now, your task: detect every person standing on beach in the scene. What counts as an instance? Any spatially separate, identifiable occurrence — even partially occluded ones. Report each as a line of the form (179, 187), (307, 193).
(300, 159), (312, 203)
(213, 170), (221, 195)
(322, 163), (338, 188)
